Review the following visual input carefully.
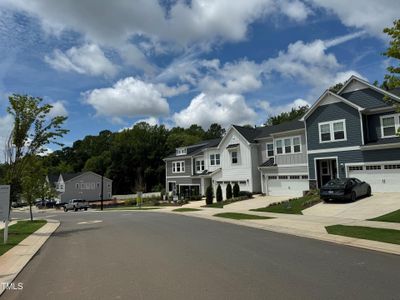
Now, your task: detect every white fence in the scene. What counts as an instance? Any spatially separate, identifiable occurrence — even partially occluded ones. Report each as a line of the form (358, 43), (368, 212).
(112, 192), (161, 200)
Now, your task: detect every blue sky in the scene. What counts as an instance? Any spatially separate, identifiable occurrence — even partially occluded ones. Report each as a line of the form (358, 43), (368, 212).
(0, 0), (398, 152)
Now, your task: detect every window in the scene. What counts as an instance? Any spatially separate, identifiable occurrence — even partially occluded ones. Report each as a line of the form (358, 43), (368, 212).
(276, 140), (283, 154)
(176, 148), (187, 156)
(231, 151), (238, 164)
(195, 160), (205, 172)
(293, 137), (301, 153)
(97, 183), (100, 188)
(290, 175), (300, 179)
(275, 136), (302, 155)
(385, 164), (400, 169)
(319, 120), (346, 143)
(301, 175), (309, 180)
(210, 154), (220, 166)
(76, 183), (79, 189)
(349, 166), (363, 171)
(91, 183), (95, 189)
(278, 176), (288, 180)
(321, 161), (329, 175)
(381, 114), (400, 138)
(366, 165), (381, 170)
(284, 138), (292, 153)
(172, 161), (185, 173)
(268, 176), (277, 180)
(266, 143), (274, 157)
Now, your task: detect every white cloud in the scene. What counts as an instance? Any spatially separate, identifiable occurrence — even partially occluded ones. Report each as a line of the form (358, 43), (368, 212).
(45, 44), (118, 77)
(154, 83), (189, 97)
(308, 0), (400, 38)
(280, 0), (311, 22)
(119, 44), (156, 74)
(258, 98), (311, 116)
(0, 114), (13, 161)
(48, 100), (68, 118)
(263, 35), (364, 91)
(173, 93), (257, 128)
(2, 0), (311, 47)
(83, 77), (169, 120)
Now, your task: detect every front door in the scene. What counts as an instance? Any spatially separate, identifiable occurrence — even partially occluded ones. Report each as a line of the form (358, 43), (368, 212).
(317, 159), (337, 188)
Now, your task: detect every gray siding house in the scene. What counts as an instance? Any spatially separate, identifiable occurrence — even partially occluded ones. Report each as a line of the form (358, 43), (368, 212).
(48, 172), (113, 202)
(302, 75), (400, 192)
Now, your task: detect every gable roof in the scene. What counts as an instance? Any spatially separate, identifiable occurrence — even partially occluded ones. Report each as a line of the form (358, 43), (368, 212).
(340, 88), (391, 109)
(61, 172), (84, 182)
(164, 138), (222, 159)
(300, 90), (364, 121)
(254, 119), (304, 139)
(338, 75), (400, 103)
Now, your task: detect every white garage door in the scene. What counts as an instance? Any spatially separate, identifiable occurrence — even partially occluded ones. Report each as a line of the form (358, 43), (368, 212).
(348, 163), (400, 193)
(266, 175), (309, 197)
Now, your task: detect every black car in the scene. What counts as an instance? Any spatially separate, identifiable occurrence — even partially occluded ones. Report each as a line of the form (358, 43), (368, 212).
(320, 178), (371, 202)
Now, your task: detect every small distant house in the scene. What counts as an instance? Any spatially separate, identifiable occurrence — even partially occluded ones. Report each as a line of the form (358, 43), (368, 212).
(47, 171), (112, 202)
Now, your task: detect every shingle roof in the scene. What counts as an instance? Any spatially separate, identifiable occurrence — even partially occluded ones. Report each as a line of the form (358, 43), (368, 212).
(164, 138), (222, 159)
(389, 87), (400, 97)
(61, 172), (84, 182)
(340, 88), (390, 109)
(226, 143), (240, 149)
(254, 119), (304, 140)
(260, 158), (275, 167)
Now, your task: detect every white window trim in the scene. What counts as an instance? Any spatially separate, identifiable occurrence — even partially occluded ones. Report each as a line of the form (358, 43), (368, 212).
(266, 143), (274, 158)
(209, 153), (221, 166)
(380, 113), (400, 138)
(172, 161), (185, 173)
(231, 151), (239, 165)
(176, 147), (187, 156)
(195, 160), (205, 173)
(318, 119), (347, 143)
(275, 136), (302, 155)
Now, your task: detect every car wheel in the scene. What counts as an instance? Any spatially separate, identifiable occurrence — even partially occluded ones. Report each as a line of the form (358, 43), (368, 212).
(64, 207), (68, 212)
(367, 187), (371, 197)
(74, 207), (78, 212)
(84, 207), (88, 211)
(351, 191), (356, 202)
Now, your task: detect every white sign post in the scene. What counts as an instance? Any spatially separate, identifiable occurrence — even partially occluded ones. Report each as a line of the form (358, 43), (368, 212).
(0, 185), (11, 244)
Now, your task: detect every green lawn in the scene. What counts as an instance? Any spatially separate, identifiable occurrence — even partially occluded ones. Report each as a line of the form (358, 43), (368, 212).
(214, 212), (273, 220)
(106, 206), (161, 211)
(0, 220), (47, 256)
(172, 208), (202, 212)
(202, 202), (224, 208)
(326, 225), (400, 245)
(250, 193), (321, 215)
(369, 209), (400, 223)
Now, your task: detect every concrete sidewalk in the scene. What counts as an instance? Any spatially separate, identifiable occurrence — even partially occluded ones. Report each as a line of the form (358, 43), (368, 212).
(162, 198), (400, 255)
(0, 219), (60, 296)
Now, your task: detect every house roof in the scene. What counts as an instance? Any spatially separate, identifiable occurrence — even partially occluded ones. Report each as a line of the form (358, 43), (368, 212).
(260, 158), (275, 167)
(340, 88), (391, 109)
(226, 143), (240, 149)
(164, 138), (222, 159)
(61, 172), (84, 182)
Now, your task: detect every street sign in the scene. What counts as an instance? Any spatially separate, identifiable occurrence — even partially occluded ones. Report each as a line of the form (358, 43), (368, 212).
(0, 185), (10, 244)
(0, 185), (10, 222)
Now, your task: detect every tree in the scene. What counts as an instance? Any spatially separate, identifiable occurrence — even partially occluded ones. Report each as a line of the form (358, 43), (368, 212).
(226, 183), (232, 200)
(265, 106), (309, 126)
(329, 82), (344, 94)
(233, 183), (240, 198)
(5, 95), (68, 211)
(383, 19), (400, 91)
(21, 156), (48, 221)
(205, 185), (213, 205)
(204, 123), (226, 139)
(216, 184), (223, 202)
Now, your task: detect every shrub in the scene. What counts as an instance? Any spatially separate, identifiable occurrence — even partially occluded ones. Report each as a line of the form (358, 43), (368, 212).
(226, 183), (232, 199)
(233, 183), (240, 198)
(216, 185), (223, 202)
(205, 185), (214, 205)
(238, 191), (252, 198)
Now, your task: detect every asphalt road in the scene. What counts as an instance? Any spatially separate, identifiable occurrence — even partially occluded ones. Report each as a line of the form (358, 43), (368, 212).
(3, 209), (400, 300)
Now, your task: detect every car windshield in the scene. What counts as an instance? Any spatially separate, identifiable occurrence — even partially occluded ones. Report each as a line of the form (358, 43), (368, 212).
(323, 178), (348, 187)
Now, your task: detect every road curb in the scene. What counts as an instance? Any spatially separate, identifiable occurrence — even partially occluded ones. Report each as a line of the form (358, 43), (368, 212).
(0, 219), (60, 296)
(161, 210), (400, 256)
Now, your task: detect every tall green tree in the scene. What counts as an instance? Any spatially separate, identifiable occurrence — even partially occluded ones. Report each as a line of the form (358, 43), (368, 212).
(204, 123), (226, 139)
(5, 95), (68, 209)
(21, 156), (48, 221)
(265, 105), (309, 126)
(383, 19), (400, 91)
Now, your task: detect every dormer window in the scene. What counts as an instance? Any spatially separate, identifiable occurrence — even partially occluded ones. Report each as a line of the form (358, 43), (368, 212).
(176, 148), (187, 156)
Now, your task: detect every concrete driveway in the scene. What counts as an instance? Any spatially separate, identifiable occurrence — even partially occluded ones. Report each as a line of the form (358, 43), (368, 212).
(303, 192), (400, 220)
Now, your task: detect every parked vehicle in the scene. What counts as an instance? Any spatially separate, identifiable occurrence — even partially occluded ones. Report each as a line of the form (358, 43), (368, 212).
(64, 199), (89, 212)
(320, 178), (371, 202)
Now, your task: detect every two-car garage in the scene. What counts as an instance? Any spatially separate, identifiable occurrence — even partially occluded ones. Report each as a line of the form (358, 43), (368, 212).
(347, 162), (400, 193)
